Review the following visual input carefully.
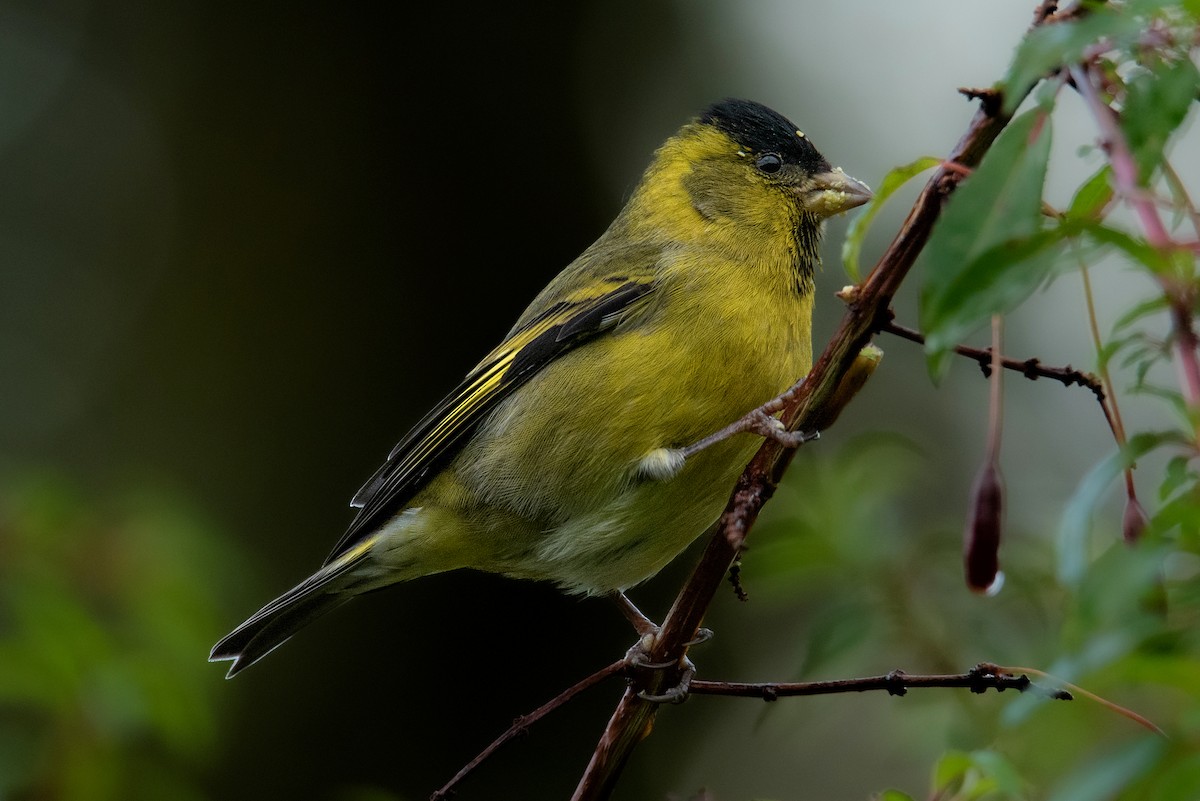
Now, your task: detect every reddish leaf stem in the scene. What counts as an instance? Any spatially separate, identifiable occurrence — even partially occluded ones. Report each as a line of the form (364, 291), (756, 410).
(1070, 64), (1200, 425)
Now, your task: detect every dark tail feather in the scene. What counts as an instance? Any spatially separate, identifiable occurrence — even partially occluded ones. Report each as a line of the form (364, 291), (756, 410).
(210, 539), (375, 678)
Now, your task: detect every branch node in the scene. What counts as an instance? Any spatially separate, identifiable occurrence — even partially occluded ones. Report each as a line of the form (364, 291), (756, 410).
(885, 670), (909, 697)
(958, 86), (1003, 116)
(1033, 0), (1059, 25)
(967, 664), (993, 694)
(966, 662), (1028, 695)
(978, 354), (994, 379)
(837, 284), (862, 304)
(728, 559), (750, 602)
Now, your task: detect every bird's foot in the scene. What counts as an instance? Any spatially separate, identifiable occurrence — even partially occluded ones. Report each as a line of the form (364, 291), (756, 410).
(637, 658), (696, 704)
(609, 591), (711, 702)
(676, 407), (820, 464)
(625, 641), (696, 704)
(623, 627), (712, 704)
(743, 410), (819, 449)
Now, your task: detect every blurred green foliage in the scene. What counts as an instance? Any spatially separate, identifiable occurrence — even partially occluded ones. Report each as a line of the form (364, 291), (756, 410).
(829, 1), (1200, 798)
(0, 478), (243, 800)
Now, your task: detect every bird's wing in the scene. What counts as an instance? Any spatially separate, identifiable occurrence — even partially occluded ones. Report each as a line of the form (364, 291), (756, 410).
(324, 277), (657, 565)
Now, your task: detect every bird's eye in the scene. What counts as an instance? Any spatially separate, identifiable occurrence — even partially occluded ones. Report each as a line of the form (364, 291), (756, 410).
(755, 153), (783, 174)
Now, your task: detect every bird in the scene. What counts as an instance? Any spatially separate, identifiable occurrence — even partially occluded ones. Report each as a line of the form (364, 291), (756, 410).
(210, 98), (871, 677)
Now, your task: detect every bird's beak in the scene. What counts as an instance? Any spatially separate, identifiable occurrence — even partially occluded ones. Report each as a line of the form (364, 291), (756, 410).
(800, 168), (873, 217)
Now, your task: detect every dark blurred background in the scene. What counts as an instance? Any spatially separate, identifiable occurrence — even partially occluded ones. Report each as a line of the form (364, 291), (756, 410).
(4, 2), (1191, 800)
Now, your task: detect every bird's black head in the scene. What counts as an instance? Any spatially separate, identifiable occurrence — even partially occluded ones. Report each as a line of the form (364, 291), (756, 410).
(698, 98), (829, 175)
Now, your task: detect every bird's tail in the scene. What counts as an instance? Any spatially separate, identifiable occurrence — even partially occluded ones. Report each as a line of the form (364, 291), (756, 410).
(209, 536), (379, 678)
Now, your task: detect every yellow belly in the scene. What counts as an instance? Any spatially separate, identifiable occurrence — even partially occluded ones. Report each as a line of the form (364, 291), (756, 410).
(410, 266), (813, 593)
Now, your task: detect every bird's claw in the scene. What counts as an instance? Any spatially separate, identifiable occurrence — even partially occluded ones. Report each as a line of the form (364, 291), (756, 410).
(625, 638), (675, 670)
(636, 658), (695, 704)
(624, 627), (711, 704)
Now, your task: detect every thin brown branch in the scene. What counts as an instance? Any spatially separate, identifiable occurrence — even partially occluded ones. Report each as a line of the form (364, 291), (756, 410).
(688, 664), (1073, 701)
(1078, 260), (1128, 441)
(432, 659), (625, 801)
(879, 318), (1106, 402)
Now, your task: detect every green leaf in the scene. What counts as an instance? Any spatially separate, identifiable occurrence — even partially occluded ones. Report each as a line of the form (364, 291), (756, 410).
(1143, 752), (1200, 801)
(1152, 493), (1200, 555)
(1167, 245), (1198, 284)
(1066, 166), (1114, 221)
(1058, 431), (1181, 586)
(1131, 0), (1200, 17)
(966, 751), (1025, 798)
(1074, 539), (1169, 636)
(1161, 455), (1193, 500)
(1045, 737), (1166, 801)
(1121, 57), (1200, 183)
(1081, 222), (1172, 273)
(841, 156), (941, 281)
(1100, 295), (1170, 373)
(928, 225), (1073, 355)
(932, 750), (974, 793)
(1112, 295), (1170, 333)
(1133, 383), (1194, 426)
(919, 110), (1054, 377)
(1002, 9), (1144, 113)
(876, 791), (916, 801)
(929, 750), (1025, 801)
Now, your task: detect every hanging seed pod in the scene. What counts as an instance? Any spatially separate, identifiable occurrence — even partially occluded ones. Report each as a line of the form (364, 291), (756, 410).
(965, 458), (1005, 594)
(1122, 493), (1148, 545)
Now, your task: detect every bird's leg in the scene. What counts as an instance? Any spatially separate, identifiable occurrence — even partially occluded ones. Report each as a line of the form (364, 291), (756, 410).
(679, 408), (819, 462)
(633, 384), (820, 485)
(608, 590), (659, 637)
(608, 591), (713, 646)
(634, 388), (818, 484)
